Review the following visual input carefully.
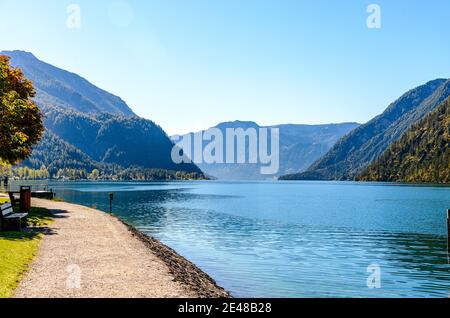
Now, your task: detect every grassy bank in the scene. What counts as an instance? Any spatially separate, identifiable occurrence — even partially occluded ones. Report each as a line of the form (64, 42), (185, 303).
(0, 198), (53, 298)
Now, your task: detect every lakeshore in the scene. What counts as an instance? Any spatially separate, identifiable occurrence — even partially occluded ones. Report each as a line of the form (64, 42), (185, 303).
(2, 181), (450, 297)
(6, 197), (229, 298)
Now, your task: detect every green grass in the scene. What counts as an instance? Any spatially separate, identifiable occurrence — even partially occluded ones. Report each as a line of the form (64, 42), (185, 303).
(0, 231), (41, 298)
(0, 199), (54, 298)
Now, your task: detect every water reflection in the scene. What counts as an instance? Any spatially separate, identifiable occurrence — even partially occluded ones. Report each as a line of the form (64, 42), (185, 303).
(27, 182), (450, 297)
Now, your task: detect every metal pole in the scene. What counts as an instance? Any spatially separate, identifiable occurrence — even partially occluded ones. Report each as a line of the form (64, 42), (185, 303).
(447, 209), (450, 252)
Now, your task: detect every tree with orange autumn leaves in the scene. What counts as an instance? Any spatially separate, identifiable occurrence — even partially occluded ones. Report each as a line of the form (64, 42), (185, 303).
(0, 55), (44, 164)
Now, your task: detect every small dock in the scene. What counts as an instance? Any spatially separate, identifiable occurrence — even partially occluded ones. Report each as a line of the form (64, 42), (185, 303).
(31, 190), (55, 199)
(1, 183), (55, 202)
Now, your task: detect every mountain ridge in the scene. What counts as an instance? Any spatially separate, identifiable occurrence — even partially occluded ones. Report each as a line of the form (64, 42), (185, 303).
(2, 50), (203, 179)
(280, 78), (450, 180)
(3, 50), (135, 116)
(174, 121), (359, 180)
(358, 97), (450, 183)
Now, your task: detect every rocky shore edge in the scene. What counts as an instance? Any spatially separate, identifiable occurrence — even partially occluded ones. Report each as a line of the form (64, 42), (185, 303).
(116, 217), (231, 298)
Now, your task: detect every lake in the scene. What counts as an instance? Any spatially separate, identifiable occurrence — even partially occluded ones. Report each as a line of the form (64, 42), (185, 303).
(24, 181), (450, 297)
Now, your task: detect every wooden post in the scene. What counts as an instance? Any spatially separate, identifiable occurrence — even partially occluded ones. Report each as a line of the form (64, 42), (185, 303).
(109, 193), (113, 214)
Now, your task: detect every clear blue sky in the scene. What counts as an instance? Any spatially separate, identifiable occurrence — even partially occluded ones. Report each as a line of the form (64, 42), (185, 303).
(1, 0), (450, 135)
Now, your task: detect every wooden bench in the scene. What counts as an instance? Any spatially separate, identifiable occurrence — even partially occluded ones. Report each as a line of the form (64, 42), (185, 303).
(1, 202), (28, 231)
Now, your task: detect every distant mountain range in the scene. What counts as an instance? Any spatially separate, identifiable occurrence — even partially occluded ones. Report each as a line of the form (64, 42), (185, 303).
(358, 97), (449, 183)
(3, 50), (203, 179)
(281, 79), (450, 181)
(173, 121), (359, 180)
(4, 50), (447, 183)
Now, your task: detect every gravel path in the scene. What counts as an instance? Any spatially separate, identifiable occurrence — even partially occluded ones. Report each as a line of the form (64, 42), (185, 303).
(14, 198), (228, 298)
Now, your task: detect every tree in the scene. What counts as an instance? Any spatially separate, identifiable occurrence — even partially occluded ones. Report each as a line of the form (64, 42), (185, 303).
(0, 55), (44, 164)
(88, 169), (100, 180)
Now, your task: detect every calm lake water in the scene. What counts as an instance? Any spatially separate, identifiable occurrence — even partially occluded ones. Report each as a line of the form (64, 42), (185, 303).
(24, 181), (450, 297)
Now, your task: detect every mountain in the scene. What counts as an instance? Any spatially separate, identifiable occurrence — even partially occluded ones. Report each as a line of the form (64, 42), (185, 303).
(23, 130), (107, 174)
(280, 79), (450, 180)
(174, 121), (359, 180)
(2, 50), (203, 179)
(43, 105), (199, 172)
(358, 97), (450, 183)
(3, 50), (134, 116)
(20, 130), (202, 180)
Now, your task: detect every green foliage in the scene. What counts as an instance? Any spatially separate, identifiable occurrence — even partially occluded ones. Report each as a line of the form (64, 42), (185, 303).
(0, 55), (44, 164)
(114, 168), (207, 181)
(8, 166), (207, 181)
(88, 169), (100, 180)
(9, 162), (207, 181)
(21, 130), (104, 176)
(358, 97), (450, 183)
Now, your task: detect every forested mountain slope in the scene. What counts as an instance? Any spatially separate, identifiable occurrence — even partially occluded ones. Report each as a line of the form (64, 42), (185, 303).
(281, 79), (450, 180)
(358, 97), (449, 183)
